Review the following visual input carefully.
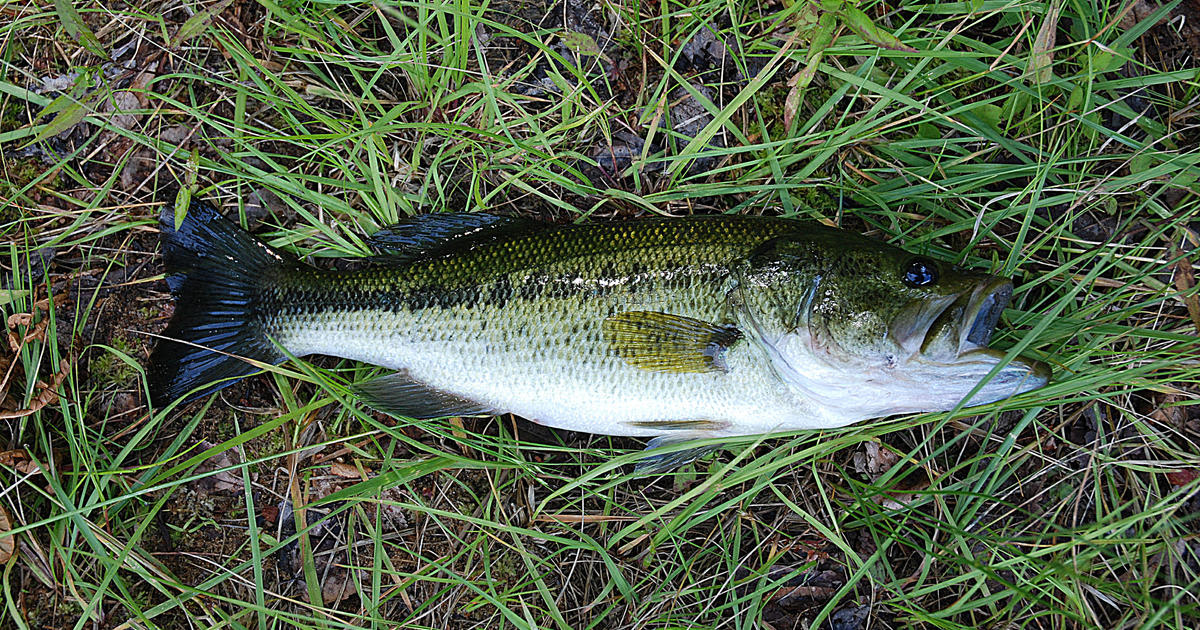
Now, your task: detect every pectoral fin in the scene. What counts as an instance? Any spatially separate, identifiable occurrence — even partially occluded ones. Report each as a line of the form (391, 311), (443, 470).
(603, 311), (742, 373)
(352, 372), (496, 419)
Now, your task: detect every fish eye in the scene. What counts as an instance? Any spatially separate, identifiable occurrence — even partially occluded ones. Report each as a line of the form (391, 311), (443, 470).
(903, 258), (938, 288)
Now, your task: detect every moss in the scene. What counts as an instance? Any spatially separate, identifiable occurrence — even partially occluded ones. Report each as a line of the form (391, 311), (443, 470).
(788, 185), (840, 217)
(89, 333), (137, 389)
(0, 157), (55, 215)
(0, 73), (29, 133)
(166, 486), (220, 543)
(753, 83), (790, 141)
(488, 548), (527, 593)
(19, 589), (80, 629)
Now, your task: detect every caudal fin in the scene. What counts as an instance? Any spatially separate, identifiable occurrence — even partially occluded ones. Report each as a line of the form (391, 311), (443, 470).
(148, 200), (295, 407)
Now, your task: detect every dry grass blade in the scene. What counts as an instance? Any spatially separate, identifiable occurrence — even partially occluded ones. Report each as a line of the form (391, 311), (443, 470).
(1031, 1), (1062, 83)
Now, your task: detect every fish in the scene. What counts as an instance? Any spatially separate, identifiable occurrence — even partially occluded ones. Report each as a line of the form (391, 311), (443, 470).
(148, 201), (1051, 471)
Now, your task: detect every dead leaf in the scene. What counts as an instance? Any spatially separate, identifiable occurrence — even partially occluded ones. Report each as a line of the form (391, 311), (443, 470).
(373, 488), (410, 527)
(779, 538), (831, 563)
(879, 467), (932, 509)
(103, 90), (143, 131)
(851, 440), (897, 479)
(330, 461), (360, 479)
(0, 359), (69, 420)
(1171, 243), (1200, 333)
(5, 293), (66, 353)
(769, 569), (843, 601)
(0, 450), (28, 467)
(1166, 469), (1198, 486)
(15, 460), (42, 476)
(448, 415), (467, 441)
(1031, 2), (1062, 83)
(321, 569), (354, 605)
(0, 506), (14, 564)
(1150, 392), (1189, 426)
(6, 313), (34, 353)
(0, 449), (47, 475)
(850, 441), (933, 508)
(784, 70), (805, 130)
(193, 441), (243, 493)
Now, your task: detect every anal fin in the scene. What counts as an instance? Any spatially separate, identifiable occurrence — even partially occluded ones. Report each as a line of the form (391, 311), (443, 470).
(352, 372), (497, 419)
(634, 433), (722, 474)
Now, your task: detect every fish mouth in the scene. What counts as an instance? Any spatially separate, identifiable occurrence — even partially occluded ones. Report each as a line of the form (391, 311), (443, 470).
(893, 276), (1048, 372)
(904, 276), (1051, 391)
(896, 277), (1015, 359)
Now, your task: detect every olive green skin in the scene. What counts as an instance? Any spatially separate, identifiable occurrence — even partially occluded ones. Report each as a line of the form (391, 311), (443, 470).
(737, 227), (992, 369)
(263, 216), (801, 436)
(249, 214), (1047, 439)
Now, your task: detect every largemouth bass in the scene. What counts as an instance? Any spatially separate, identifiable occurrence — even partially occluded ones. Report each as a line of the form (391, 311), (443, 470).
(149, 202), (1050, 470)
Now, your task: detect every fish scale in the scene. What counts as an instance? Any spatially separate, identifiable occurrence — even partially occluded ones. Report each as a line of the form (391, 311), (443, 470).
(262, 217), (804, 437)
(149, 201), (1049, 470)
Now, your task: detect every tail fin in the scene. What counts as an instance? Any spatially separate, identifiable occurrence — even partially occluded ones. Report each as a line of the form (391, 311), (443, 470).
(148, 200), (295, 407)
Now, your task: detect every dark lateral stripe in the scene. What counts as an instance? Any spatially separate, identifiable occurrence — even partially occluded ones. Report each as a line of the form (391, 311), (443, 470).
(266, 262), (726, 317)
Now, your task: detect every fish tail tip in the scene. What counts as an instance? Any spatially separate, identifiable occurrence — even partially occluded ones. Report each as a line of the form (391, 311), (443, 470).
(149, 198), (290, 408)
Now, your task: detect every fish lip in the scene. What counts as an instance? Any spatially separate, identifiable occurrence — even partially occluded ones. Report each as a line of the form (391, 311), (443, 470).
(937, 278), (1052, 387)
(900, 277), (1051, 401)
(907, 276), (1027, 363)
(894, 278), (1013, 358)
(957, 278), (1014, 354)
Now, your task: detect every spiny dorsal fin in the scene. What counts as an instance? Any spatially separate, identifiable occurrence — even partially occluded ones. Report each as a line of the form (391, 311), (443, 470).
(602, 311), (742, 373)
(352, 372), (497, 419)
(367, 213), (543, 263)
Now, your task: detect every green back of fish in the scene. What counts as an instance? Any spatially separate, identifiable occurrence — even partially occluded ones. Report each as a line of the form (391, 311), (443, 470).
(262, 214), (808, 328)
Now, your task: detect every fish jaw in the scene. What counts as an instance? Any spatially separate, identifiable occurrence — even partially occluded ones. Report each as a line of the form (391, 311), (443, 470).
(896, 276), (1051, 411)
(914, 347), (1051, 409)
(746, 330), (1049, 427)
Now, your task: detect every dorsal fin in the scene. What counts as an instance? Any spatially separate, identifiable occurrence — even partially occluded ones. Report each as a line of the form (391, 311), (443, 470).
(367, 213), (544, 263)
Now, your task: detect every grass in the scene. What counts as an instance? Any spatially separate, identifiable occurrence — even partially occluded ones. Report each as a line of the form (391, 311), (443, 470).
(1, 0), (1199, 627)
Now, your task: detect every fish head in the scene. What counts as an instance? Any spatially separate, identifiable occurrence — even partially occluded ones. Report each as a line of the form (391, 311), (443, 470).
(735, 226), (1050, 422)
